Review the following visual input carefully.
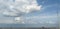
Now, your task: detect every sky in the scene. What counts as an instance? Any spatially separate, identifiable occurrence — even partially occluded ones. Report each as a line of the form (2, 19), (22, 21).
(0, 0), (59, 27)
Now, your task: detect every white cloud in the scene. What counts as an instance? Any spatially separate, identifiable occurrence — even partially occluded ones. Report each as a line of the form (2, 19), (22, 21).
(0, 0), (42, 24)
(15, 17), (23, 22)
(14, 17), (25, 24)
(2, 11), (18, 16)
(0, 0), (42, 16)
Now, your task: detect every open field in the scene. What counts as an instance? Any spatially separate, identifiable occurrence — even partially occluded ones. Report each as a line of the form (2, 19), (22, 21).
(0, 27), (59, 29)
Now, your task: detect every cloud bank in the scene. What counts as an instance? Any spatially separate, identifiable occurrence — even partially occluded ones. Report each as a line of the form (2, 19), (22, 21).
(0, 0), (42, 16)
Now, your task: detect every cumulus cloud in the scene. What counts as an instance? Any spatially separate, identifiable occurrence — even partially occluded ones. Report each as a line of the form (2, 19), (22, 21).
(0, 0), (42, 16)
(0, 0), (42, 23)
(14, 17), (25, 24)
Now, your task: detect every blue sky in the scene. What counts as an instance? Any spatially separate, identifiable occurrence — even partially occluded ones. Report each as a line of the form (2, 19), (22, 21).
(0, 0), (59, 27)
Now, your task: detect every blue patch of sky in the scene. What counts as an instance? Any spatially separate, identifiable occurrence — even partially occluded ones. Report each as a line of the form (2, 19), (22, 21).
(37, 0), (58, 6)
(27, 0), (59, 16)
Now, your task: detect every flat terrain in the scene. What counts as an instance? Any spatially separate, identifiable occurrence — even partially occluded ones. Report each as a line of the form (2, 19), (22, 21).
(0, 27), (58, 29)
